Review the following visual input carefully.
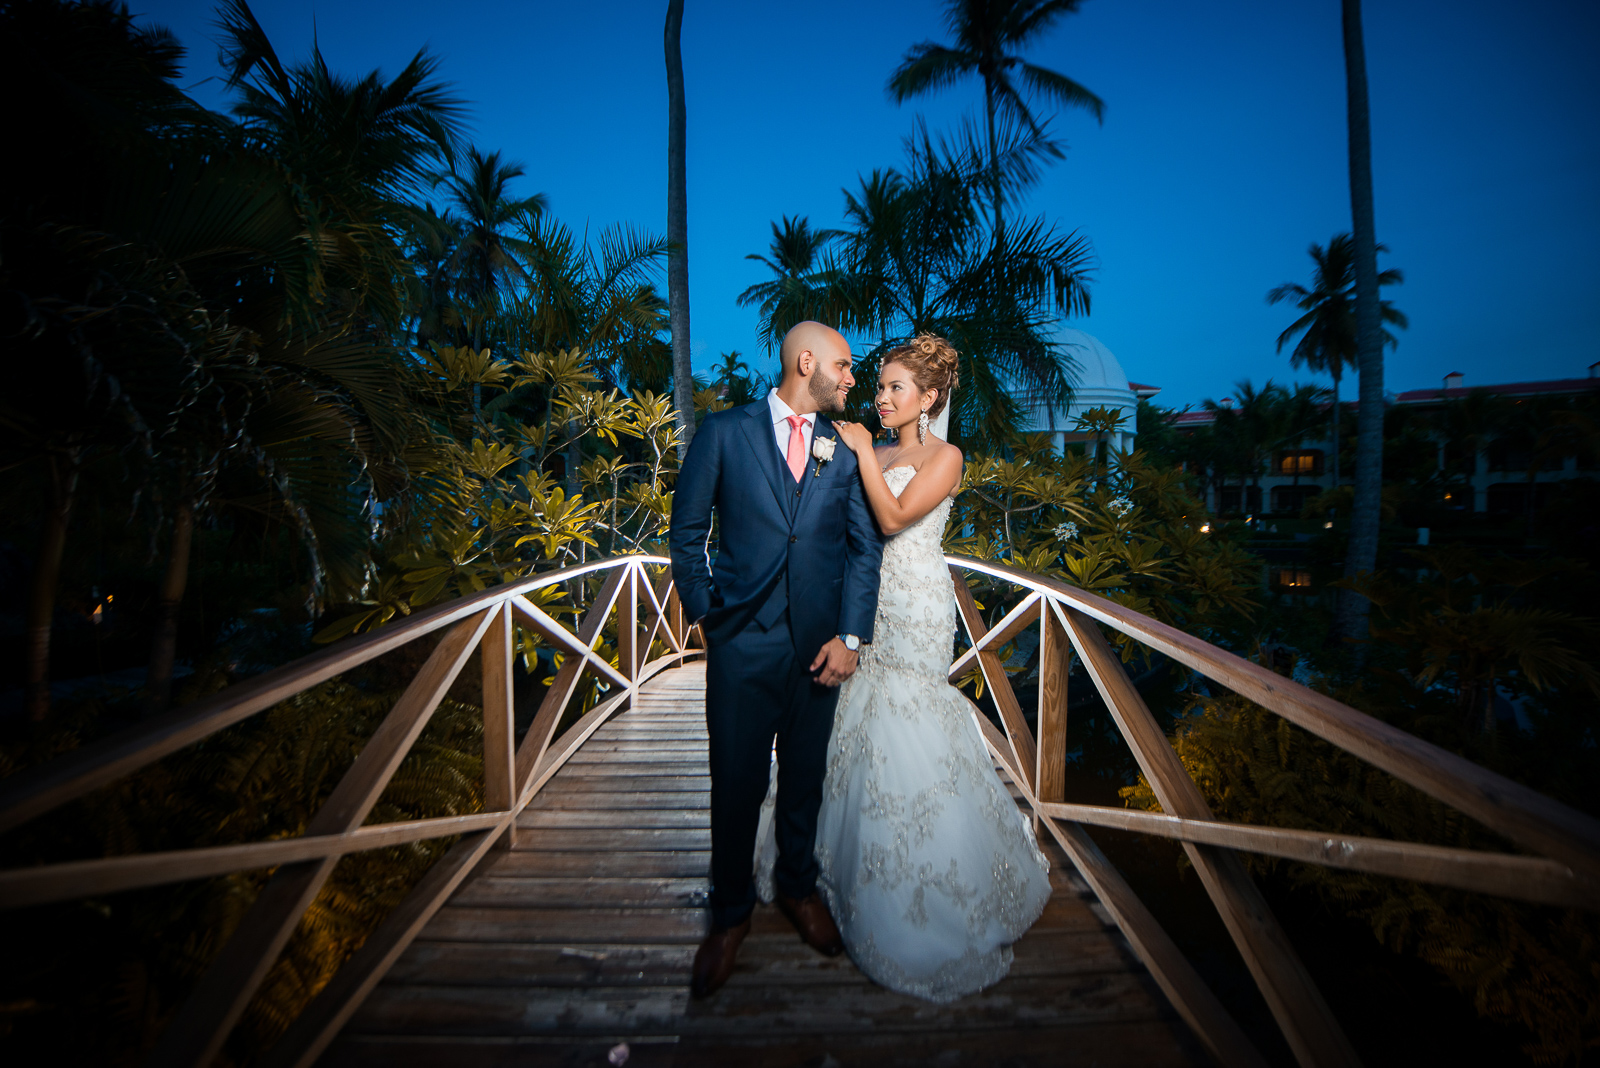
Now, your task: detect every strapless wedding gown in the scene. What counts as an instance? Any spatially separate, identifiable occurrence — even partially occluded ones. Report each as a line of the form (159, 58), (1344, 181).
(757, 464), (1052, 1002)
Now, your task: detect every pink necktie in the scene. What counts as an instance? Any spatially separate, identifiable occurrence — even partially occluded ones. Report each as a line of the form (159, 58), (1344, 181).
(785, 415), (806, 481)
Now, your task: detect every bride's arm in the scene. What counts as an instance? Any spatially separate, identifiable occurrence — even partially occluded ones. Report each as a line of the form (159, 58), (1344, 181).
(834, 423), (962, 535)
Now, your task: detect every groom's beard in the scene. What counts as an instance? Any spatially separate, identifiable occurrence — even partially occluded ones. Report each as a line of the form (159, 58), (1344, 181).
(808, 368), (846, 412)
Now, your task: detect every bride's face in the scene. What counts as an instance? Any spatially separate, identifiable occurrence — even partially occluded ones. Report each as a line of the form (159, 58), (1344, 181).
(876, 362), (938, 433)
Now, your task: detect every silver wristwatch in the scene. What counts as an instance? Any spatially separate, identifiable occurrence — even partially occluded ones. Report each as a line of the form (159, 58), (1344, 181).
(839, 633), (861, 652)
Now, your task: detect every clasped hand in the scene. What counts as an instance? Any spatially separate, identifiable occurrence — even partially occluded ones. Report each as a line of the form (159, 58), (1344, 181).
(810, 637), (859, 687)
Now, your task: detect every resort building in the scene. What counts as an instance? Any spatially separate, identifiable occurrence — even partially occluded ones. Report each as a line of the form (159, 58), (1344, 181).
(1170, 363), (1600, 516)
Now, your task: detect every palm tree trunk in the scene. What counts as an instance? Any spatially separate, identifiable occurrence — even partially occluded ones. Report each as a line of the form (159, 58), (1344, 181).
(985, 83), (1004, 260)
(1329, 370), (1341, 489)
(1338, 0), (1384, 645)
(24, 451), (80, 722)
(664, 0), (695, 451)
(147, 500), (195, 715)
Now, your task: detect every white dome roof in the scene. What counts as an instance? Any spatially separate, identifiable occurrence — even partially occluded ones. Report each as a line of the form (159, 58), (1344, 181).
(1014, 326), (1138, 435)
(1053, 326), (1130, 395)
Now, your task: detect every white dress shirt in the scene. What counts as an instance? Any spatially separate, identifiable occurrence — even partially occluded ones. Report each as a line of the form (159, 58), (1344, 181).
(767, 388), (815, 470)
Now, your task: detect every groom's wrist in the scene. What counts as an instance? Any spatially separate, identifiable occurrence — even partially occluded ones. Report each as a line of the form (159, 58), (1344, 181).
(837, 633), (860, 652)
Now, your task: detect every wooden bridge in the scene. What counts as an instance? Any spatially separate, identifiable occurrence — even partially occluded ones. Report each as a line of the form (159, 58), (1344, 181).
(2, 555), (1596, 1068)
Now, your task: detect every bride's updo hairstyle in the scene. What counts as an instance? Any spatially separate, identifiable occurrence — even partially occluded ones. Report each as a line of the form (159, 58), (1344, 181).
(883, 333), (960, 418)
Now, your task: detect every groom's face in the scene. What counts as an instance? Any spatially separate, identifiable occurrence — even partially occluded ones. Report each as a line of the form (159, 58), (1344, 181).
(806, 341), (855, 413)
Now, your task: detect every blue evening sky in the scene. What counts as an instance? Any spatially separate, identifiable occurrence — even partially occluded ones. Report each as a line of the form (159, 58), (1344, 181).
(138, 0), (1599, 409)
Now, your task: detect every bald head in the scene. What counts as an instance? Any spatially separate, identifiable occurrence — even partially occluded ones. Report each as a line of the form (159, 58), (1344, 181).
(776, 321), (854, 414)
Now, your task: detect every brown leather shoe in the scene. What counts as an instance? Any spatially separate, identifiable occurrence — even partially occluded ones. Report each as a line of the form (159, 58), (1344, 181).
(775, 891), (844, 957)
(690, 917), (751, 999)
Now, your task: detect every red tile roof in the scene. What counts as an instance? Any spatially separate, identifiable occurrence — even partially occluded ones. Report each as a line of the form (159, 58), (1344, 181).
(1394, 377), (1599, 404)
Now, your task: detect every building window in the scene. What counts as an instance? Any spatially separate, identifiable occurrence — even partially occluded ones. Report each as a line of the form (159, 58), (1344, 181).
(1273, 569), (1313, 590)
(1271, 485), (1322, 514)
(1276, 449), (1324, 476)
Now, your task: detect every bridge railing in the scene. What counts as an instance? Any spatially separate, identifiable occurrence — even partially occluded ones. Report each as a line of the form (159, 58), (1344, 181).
(944, 553), (1600, 1068)
(0, 554), (700, 1068)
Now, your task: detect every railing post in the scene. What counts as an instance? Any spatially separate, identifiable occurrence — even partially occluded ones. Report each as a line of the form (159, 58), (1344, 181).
(1061, 605), (1361, 1068)
(1036, 600), (1070, 804)
(482, 601), (516, 850)
(617, 563), (639, 682)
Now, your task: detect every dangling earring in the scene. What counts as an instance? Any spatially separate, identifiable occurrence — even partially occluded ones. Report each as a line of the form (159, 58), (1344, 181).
(917, 409), (929, 444)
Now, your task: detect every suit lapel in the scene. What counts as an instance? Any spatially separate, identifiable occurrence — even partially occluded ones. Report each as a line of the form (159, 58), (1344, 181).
(738, 401), (791, 517)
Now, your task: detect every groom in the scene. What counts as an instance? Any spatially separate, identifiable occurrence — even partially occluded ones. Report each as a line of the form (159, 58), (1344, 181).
(669, 321), (885, 998)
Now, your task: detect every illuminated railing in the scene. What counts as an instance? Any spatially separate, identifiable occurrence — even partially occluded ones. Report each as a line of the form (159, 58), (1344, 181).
(943, 553), (1599, 1068)
(0, 555), (699, 1068)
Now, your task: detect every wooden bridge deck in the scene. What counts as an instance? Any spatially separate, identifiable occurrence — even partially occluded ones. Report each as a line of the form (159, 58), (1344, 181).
(325, 662), (1206, 1068)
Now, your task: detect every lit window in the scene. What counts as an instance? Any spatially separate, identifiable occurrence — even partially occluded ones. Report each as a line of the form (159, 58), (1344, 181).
(1275, 569), (1313, 588)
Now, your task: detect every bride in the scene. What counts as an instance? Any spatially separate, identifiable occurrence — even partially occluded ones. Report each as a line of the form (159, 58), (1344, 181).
(756, 334), (1052, 1002)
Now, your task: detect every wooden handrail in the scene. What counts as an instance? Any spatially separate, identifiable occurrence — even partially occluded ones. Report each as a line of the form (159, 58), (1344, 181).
(949, 554), (1600, 889)
(0, 556), (667, 836)
(945, 553), (1600, 1068)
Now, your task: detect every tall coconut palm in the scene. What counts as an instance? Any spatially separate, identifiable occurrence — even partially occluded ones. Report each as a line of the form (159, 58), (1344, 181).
(1267, 233), (1405, 492)
(664, 0), (693, 447)
(737, 215), (844, 349)
(1340, 0), (1385, 645)
(820, 129), (1093, 451)
(887, 0), (1104, 253)
(433, 146), (546, 347)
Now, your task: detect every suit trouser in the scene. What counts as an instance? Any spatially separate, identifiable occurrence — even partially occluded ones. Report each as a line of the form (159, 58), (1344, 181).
(703, 610), (839, 928)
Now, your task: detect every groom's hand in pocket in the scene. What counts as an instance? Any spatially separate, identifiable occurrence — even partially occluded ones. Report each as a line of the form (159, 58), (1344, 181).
(810, 638), (859, 687)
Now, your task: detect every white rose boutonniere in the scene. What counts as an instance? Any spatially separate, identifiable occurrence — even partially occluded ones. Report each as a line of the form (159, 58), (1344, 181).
(811, 435), (836, 477)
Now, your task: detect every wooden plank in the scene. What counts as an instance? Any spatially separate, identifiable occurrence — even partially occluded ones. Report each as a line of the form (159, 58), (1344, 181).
(260, 827), (506, 1068)
(951, 554), (1600, 888)
(150, 608), (498, 1068)
(518, 809), (709, 831)
(0, 812), (504, 910)
(1036, 600), (1070, 804)
(0, 556), (659, 836)
(525, 790), (710, 811)
(538, 775), (711, 794)
(570, 740), (706, 753)
(322, 1022), (1197, 1068)
(950, 566), (1038, 792)
(482, 603), (516, 851)
(479, 850), (709, 879)
(510, 827), (711, 851)
(1037, 801), (1594, 910)
(424, 906), (709, 944)
(344, 972), (1168, 1037)
(385, 941), (696, 987)
(378, 927), (1129, 990)
(1063, 606), (1356, 1068)
(450, 875), (707, 909)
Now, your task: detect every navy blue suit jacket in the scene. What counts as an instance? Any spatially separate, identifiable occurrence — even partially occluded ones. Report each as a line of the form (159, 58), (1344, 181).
(669, 399), (885, 654)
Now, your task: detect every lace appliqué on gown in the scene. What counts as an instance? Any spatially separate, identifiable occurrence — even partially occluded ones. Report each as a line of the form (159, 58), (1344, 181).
(757, 464), (1052, 1003)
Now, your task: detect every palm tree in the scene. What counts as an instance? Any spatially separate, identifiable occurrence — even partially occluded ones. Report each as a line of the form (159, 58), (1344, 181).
(820, 130), (1093, 451)
(664, 0), (693, 447)
(1267, 233), (1405, 492)
(433, 147), (546, 347)
(887, 0), (1104, 252)
(1341, 0), (1385, 645)
(737, 216), (844, 349)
